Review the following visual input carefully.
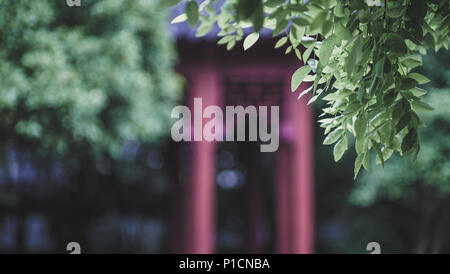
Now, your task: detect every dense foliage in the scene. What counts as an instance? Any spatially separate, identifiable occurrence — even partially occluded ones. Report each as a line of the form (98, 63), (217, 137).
(349, 51), (450, 253)
(0, 0), (181, 162)
(352, 89), (450, 202)
(168, 0), (450, 178)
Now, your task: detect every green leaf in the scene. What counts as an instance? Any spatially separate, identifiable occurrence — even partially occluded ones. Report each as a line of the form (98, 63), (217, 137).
(285, 45), (293, 54)
(294, 48), (302, 61)
(407, 73), (431, 84)
(252, 1), (264, 32)
(358, 79), (366, 101)
(362, 150), (371, 171)
(343, 102), (362, 115)
(375, 57), (385, 76)
(186, 0), (199, 27)
(381, 148), (394, 163)
(226, 39), (236, 50)
(392, 99), (411, 122)
(324, 128), (344, 145)
(292, 17), (309, 27)
(354, 153), (364, 179)
(196, 21), (214, 37)
(346, 35), (363, 77)
(309, 11), (327, 34)
(307, 94), (320, 105)
(333, 135), (348, 162)
(273, 18), (289, 36)
(410, 87), (428, 97)
(334, 1), (345, 17)
(395, 113), (411, 133)
(358, 9), (371, 23)
(354, 113), (367, 140)
(236, 0), (260, 21)
(319, 36), (335, 67)
(355, 137), (367, 155)
(297, 85), (313, 100)
(218, 35), (234, 45)
(171, 13), (187, 24)
(290, 25), (306, 45)
(411, 100), (434, 112)
(400, 78), (418, 90)
(303, 45), (314, 63)
(275, 37), (288, 48)
(291, 66), (312, 91)
(312, 65), (323, 92)
(244, 33), (260, 50)
(321, 20), (333, 36)
(335, 21), (352, 40)
(401, 56), (422, 70)
(379, 122), (394, 144)
(368, 76), (379, 96)
(401, 129), (418, 155)
(371, 140), (384, 167)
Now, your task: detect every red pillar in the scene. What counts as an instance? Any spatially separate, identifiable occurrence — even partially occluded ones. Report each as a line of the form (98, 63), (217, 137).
(184, 47), (219, 253)
(283, 76), (314, 253)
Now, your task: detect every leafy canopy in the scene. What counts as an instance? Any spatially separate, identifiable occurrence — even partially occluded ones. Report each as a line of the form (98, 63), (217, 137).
(0, 0), (181, 162)
(351, 88), (450, 205)
(351, 50), (450, 205)
(167, 0), (450, 178)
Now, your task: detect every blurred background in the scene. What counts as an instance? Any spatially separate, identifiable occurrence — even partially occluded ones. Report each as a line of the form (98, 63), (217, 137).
(0, 0), (449, 254)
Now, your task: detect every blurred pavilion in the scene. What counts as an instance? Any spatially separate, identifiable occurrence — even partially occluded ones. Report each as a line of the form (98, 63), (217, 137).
(170, 1), (314, 254)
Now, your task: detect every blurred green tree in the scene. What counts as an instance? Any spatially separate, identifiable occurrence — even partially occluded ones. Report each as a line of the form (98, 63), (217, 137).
(0, 0), (182, 253)
(0, 0), (181, 161)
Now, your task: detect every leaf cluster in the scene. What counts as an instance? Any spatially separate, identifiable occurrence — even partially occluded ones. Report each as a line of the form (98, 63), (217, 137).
(169, 0), (449, 178)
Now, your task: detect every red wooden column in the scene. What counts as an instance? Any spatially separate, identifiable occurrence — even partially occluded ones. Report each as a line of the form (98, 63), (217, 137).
(285, 76), (315, 253)
(184, 46), (220, 254)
